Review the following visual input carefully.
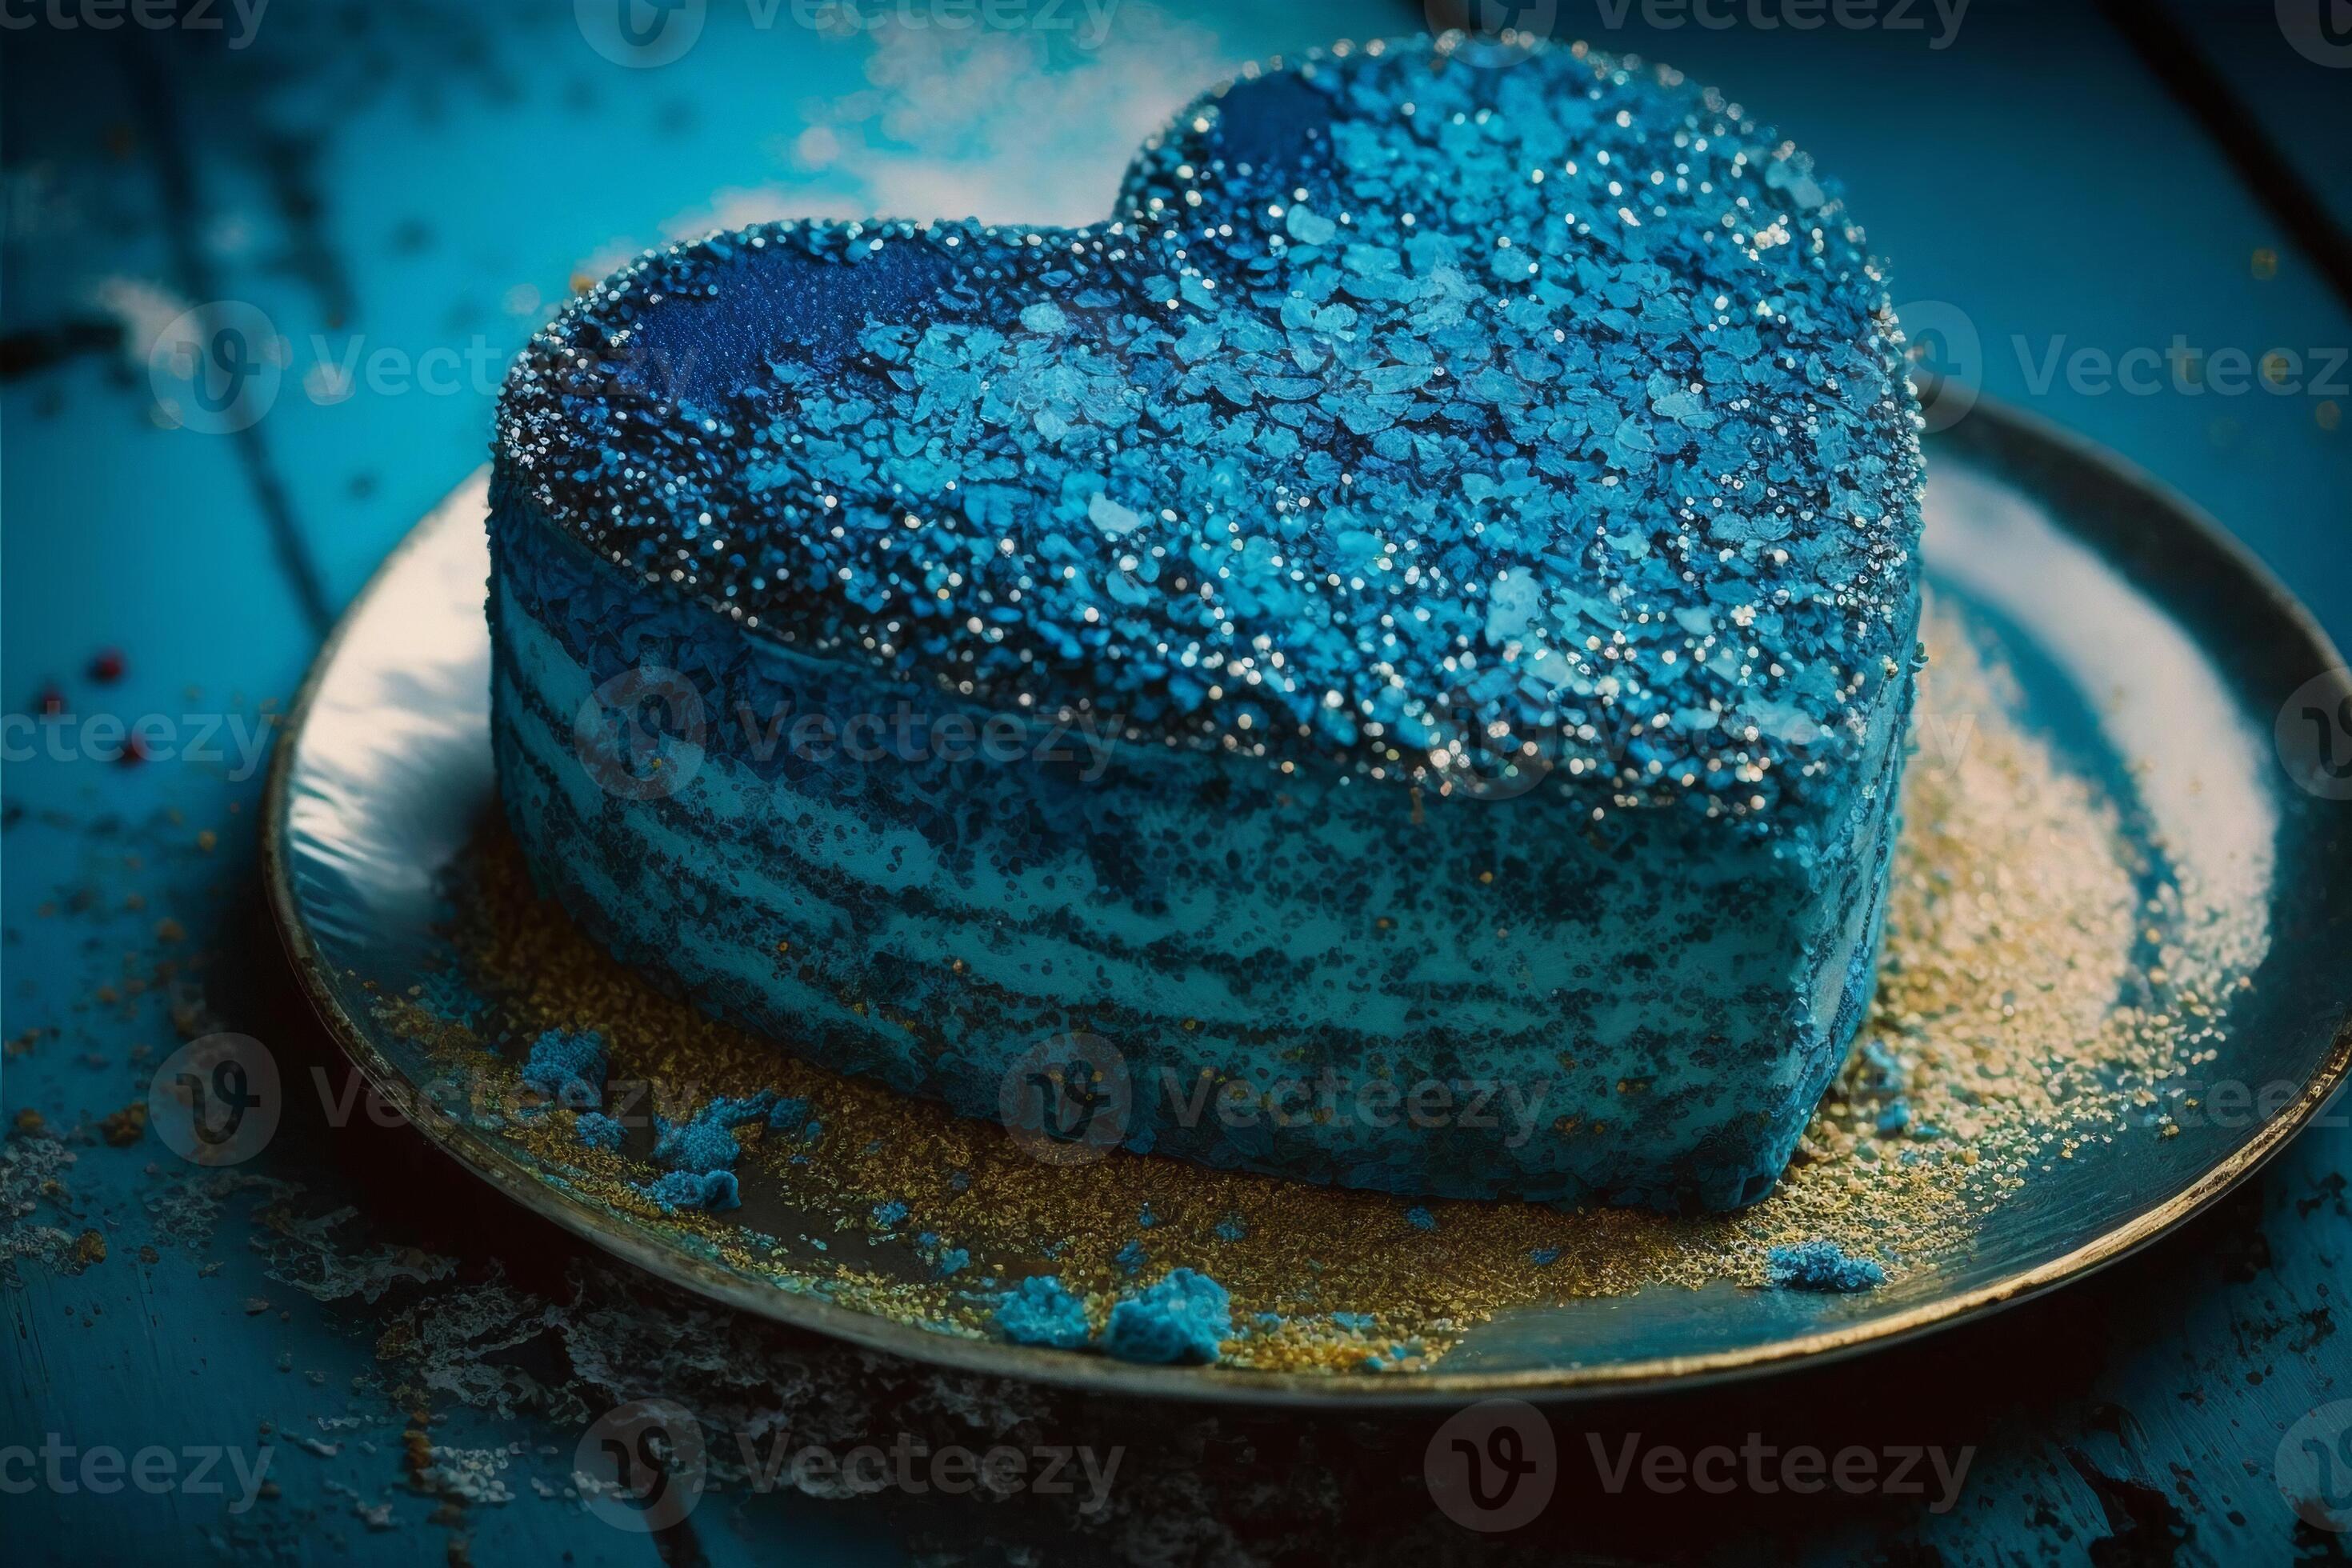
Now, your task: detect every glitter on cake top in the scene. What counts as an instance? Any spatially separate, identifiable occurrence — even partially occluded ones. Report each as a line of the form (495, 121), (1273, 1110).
(494, 36), (1923, 810)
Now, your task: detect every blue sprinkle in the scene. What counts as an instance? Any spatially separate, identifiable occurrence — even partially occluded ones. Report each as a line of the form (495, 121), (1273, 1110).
(871, 1198), (910, 1229)
(1212, 1214), (1248, 1243)
(1113, 1238), (1147, 1275)
(1530, 1246), (1562, 1267)
(1766, 1239), (1887, 1293)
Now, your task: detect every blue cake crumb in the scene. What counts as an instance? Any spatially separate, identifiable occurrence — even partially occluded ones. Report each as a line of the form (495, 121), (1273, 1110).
(1766, 1239), (1887, 1293)
(1330, 1310), (1377, 1333)
(651, 1092), (795, 1175)
(653, 1115), (742, 1175)
(1403, 1206), (1437, 1233)
(1530, 1246), (1562, 1267)
(572, 1110), (626, 1152)
(870, 1198), (910, 1230)
(766, 1095), (811, 1134)
(520, 1028), (607, 1109)
(1212, 1214), (1248, 1243)
(1102, 1269), (1233, 1366)
(642, 1168), (740, 1214)
(1113, 1238), (1148, 1275)
(993, 1276), (1091, 1350)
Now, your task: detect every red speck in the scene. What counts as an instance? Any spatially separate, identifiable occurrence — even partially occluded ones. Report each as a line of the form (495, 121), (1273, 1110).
(36, 684), (66, 718)
(118, 734), (150, 766)
(89, 649), (126, 683)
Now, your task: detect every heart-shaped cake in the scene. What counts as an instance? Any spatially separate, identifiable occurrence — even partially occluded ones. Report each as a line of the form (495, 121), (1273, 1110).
(490, 35), (1925, 1211)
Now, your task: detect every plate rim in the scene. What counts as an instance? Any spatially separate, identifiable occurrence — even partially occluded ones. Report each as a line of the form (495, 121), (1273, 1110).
(261, 397), (2352, 1409)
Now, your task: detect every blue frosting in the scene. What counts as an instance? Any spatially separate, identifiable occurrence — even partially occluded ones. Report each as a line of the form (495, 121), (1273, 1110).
(1766, 1238), (1886, 1292)
(495, 37), (1919, 814)
(993, 1275), (1091, 1349)
(1102, 1269), (1234, 1366)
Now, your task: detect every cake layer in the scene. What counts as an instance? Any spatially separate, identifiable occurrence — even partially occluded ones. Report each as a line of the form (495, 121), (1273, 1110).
(491, 499), (1912, 1209)
(487, 38), (1926, 1210)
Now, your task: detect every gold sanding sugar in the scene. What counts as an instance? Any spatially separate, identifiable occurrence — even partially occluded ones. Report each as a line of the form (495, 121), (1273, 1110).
(380, 600), (2253, 1374)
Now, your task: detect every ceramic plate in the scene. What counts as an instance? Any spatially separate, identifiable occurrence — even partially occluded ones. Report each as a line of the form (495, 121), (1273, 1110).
(265, 400), (2351, 1406)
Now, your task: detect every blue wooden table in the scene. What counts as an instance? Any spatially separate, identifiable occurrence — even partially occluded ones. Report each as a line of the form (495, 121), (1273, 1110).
(5, 2), (2347, 1562)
